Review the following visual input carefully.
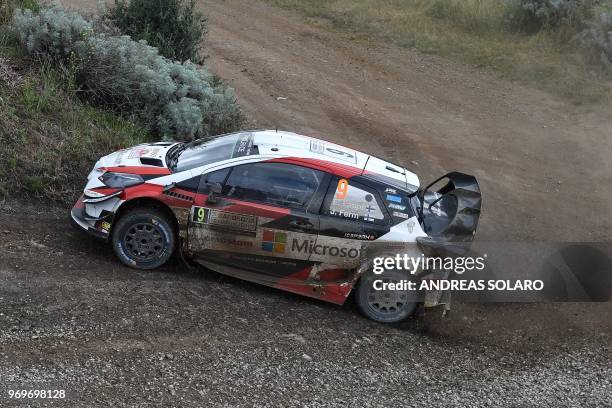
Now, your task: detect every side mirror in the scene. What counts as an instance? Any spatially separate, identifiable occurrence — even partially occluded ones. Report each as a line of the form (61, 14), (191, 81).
(206, 182), (223, 203)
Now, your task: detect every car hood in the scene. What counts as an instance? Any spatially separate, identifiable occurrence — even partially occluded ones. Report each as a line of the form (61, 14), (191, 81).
(96, 142), (179, 169)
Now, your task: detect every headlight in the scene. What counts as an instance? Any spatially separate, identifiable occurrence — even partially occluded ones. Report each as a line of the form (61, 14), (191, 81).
(99, 172), (144, 188)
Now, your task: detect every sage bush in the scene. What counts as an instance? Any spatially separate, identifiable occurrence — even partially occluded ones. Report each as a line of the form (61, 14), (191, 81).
(12, 6), (92, 60)
(515, 0), (596, 28)
(11, 4), (243, 140)
(577, 11), (612, 72)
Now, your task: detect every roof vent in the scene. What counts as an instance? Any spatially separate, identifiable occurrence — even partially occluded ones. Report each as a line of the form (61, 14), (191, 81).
(140, 158), (164, 167)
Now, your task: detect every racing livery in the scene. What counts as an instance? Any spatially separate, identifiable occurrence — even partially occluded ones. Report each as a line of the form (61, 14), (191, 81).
(71, 130), (482, 322)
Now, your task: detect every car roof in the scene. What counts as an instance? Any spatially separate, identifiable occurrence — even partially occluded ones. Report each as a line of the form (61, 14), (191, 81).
(247, 130), (420, 189)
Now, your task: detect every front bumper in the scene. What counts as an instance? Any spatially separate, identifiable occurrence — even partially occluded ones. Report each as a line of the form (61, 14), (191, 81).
(70, 195), (114, 240)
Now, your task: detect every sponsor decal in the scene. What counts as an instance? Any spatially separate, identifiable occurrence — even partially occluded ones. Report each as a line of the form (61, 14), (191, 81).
(385, 194), (402, 203)
(262, 230), (287, 253)
(392, 211), (410, 219)
(232, 133), (255, 157)
(202, 235), (254, 248)
(128, 147), (159, 159)
(310, 140), (325, 155)
(364, 205), (376, 222)
(388, 203), (406, 211)
(100, 221), (112, 231)
(309, 140), (357, 163)
(192, 207), (258, 235)
(344, 232), (376, 241)
(111, 148), (129, 164)
(407, 219), (415, 233)
(385, 187), (397, 194)
(292, 239), (360, 258)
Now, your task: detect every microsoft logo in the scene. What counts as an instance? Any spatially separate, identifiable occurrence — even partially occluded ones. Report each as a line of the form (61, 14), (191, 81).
(262, 230), (286, 253)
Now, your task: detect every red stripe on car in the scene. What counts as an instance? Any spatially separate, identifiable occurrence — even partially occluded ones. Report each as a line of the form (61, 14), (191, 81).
(101, 166), (171, 175)
(89, 187), (121, 196)
(266, 157), (363, 179)
(224, 200), (291, 218)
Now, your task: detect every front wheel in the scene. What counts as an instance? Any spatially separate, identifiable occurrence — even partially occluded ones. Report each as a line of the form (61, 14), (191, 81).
(111, 208), (176, 270)
(355, 269), (420, 323)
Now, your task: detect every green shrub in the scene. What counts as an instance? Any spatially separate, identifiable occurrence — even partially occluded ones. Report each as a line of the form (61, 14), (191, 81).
(514, 0), (594, 29)
(12, 5), (92, 61)
(107, 0), (207, 63)
(9, 5), (244, 141)
(577, 11), (612, 72)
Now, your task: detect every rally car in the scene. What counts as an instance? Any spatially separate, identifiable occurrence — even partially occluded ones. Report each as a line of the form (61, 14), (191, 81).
(71, 130), (481, 323)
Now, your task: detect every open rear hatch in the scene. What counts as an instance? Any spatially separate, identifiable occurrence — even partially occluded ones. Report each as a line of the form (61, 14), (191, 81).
(415, 172), (482, 257)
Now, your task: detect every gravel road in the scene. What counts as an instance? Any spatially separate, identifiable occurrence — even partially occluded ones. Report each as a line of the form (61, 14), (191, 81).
(0, 203), (610, 407)
(2, 0), (611, 406)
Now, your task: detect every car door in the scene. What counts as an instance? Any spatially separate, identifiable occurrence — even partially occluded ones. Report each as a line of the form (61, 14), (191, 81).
(188, 161), (329, 282)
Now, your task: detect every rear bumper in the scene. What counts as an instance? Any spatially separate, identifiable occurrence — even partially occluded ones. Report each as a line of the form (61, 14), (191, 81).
(70, 195), (111, 240)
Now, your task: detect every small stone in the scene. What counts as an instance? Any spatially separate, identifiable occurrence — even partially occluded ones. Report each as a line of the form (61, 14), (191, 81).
(282, 333), (306, 344)
(29, 240), (47, 249)
(302, 353), (312, 361)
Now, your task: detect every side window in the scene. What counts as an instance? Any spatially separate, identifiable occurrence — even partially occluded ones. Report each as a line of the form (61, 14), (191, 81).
(198, 167), (231, 194)
(224, 163), (324, 209)
(323, 178), (388, 224)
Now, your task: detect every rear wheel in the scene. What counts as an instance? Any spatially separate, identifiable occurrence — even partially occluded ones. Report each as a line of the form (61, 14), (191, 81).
(356, 269), (420, 323)
(111, 208), (176, 270)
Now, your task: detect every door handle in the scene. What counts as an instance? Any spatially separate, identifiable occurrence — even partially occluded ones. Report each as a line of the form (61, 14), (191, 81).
(289, 220), (314, 232)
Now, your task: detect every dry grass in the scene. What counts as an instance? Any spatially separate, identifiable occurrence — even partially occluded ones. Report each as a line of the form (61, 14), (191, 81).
(264, 0), (610, 104)
(0, 56), (150, 202)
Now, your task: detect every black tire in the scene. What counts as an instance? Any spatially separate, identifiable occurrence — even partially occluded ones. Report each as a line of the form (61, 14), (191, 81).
(111, 207), (176, 270)
(356, 269), (420, 323)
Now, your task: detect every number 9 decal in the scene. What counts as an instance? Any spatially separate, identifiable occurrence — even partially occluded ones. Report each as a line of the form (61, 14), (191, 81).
(196, 207), (206, 222)
(336, 178), (349, 199)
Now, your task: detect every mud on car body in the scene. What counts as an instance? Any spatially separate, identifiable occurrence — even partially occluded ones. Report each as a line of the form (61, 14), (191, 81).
(71, 130), (482, 323)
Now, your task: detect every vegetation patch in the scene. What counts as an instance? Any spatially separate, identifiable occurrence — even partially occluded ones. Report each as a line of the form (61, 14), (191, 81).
(10, 4), (244, 140)
(0, 59), (149, 202)
(107, 0), (207, 63)
(263, 0), (611, 103)
(0, 0), (246, 202)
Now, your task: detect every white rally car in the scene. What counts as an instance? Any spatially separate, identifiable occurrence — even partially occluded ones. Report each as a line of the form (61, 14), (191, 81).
(72, 130), (481, 322)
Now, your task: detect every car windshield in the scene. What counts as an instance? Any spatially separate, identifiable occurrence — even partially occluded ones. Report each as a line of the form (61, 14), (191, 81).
(168, 132), (257, 172)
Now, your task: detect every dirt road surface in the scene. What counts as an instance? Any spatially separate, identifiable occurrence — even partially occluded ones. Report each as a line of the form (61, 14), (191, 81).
(2, 0), (611, 406)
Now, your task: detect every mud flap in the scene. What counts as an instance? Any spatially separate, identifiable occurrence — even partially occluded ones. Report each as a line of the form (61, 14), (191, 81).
(416, 171), (482, 257)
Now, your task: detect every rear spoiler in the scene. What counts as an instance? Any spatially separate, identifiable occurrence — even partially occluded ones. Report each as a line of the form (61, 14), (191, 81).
(415, 171), (482, 257)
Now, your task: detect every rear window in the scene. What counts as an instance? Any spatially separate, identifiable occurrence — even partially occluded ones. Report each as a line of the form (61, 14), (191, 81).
(322, 178), (388, 225)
